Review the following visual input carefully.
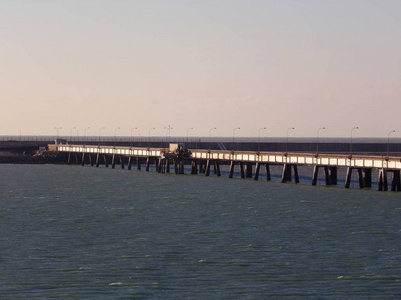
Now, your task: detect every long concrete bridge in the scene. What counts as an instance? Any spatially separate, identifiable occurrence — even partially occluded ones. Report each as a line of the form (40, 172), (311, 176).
(48, 143), (401, 192)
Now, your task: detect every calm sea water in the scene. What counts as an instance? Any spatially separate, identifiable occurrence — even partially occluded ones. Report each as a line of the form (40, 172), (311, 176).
(1, 164), (401, 299)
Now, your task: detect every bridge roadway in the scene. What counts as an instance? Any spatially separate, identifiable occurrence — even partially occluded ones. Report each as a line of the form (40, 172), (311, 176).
(48, 144), (401, 192)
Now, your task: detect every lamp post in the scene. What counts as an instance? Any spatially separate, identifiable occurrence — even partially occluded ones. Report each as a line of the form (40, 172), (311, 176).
(350, 126), (359, 154)
(164, 125), (172, 149)
(98, 127), (105, 144)
(70, 127), (76, 143)
(54, 127), (62, 141)
(232, 127), (240, 151)
(286, 127), (295, 153)
(209, 127), (217, 150)
(387, 130), (396, 156)
(130, 127), (138, 147)
(258, 127), (267, 152)
(114, 127), (120, 147)
(148, 127), (155, 148)
(84, 127), (90, 146)
(186, 127), (193, 145)
(316, 127), (325, 154)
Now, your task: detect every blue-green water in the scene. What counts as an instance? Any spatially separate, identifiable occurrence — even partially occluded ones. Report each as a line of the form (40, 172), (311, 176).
(1, 164), (401, 299)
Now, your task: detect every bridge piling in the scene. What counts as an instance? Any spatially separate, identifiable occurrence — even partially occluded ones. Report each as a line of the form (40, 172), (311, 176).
(111, 154), (116, 169)
(128, 156), (132, 170)
(363, 169), (372, 187)
(239, 163), (245, 178)
(265, 164), (271, 181)
(282, 164), (299, 183)
(254, 162), (260, 180)
(245, 163), (252, 178)
(214, 161), (221, 176)
(378, 169), (388, 191)
(191, 160), (198, 174)
(137, 157), (141, 170)
(329, 167), (337, 185)
(229, 161), (234, 178)
(205, 160), (211, 176)
(391, 170), (401, 191)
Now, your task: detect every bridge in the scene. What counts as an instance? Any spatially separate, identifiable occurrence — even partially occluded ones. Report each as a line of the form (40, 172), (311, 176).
(48, 143), (401, 192)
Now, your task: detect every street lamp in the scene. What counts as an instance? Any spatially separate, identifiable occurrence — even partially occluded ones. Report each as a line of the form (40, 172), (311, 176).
(286, 127), (295, 153)
(114, 127), (121, 147)
(187, 127), (194, 148)
(232, 127), (240, 151)
(164, 125), (172, 148)
(209, 127), (217, 150)
(84, 127), (90, 146)
(98, 127), (105, 144)
(258, 127), (267, 152)
(54, 127), (62, 140)
(316, 127), (325, 154)
(131, 127), (138, 147)
(387, 130), (396, 156)
(148, 127), (155, 148)
(350, 126), (359, 154)
(70, 127), (76, 143)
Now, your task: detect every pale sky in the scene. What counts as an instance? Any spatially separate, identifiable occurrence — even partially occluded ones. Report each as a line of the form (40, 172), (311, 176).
(1, 0), (400, 138)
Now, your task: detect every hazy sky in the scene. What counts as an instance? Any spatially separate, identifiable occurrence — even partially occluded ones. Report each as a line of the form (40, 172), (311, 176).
(1, 0), (400, 138)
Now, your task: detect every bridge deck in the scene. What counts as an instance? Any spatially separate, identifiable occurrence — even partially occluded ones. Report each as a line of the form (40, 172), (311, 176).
(51, 144), (401, 170)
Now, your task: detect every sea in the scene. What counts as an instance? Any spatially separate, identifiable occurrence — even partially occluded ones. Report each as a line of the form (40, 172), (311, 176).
(1, 163), (401, 299)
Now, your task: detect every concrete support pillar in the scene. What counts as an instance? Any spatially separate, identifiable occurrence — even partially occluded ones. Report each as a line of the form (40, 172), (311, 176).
(158, 159), (164, 173)
(145, 157), (150, 171)
(89, 154), (93, 166)
(205, 160), (211, 176)
(104, 155), (109, 168)
(324, 166), (331, 185)
(357, 168), (365, 188)
(245, 163), (253, 178)
(96, 153), (100, 167)
(312, 165), (319, 185)
(363, 168), (372, 188)
(293, 165), (299, 183)
(265, 164), (271, 181)
(239, 163), (245, 178)
(391, 170), (401, 192)
(229, 161), (234, 178)
(111, 154), (116, 169)
(378, 169), (388, 191)
(166, 159), (170, 173)
(199, 161), (204, 173)
(329, 167), (337, 185)
(179, 161), (185, 174)
(154, 158), (159, 172)
(313, 166), (331, 185)
(67, 152), (71, 165)
(254, 162), (260, 181)
(120, 156), (124, 169)
(137, 157), (141, 170)
(128, 156), (132, 170)
(214, 161), (221, 176)
(281, 164), (292, 183)
(191, 160), (198, 174)
(345, 167), (352, 188)
(81, 153), (85, 166)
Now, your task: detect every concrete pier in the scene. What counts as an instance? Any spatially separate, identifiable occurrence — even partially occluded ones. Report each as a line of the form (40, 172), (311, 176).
(49, 144), (401, 192)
